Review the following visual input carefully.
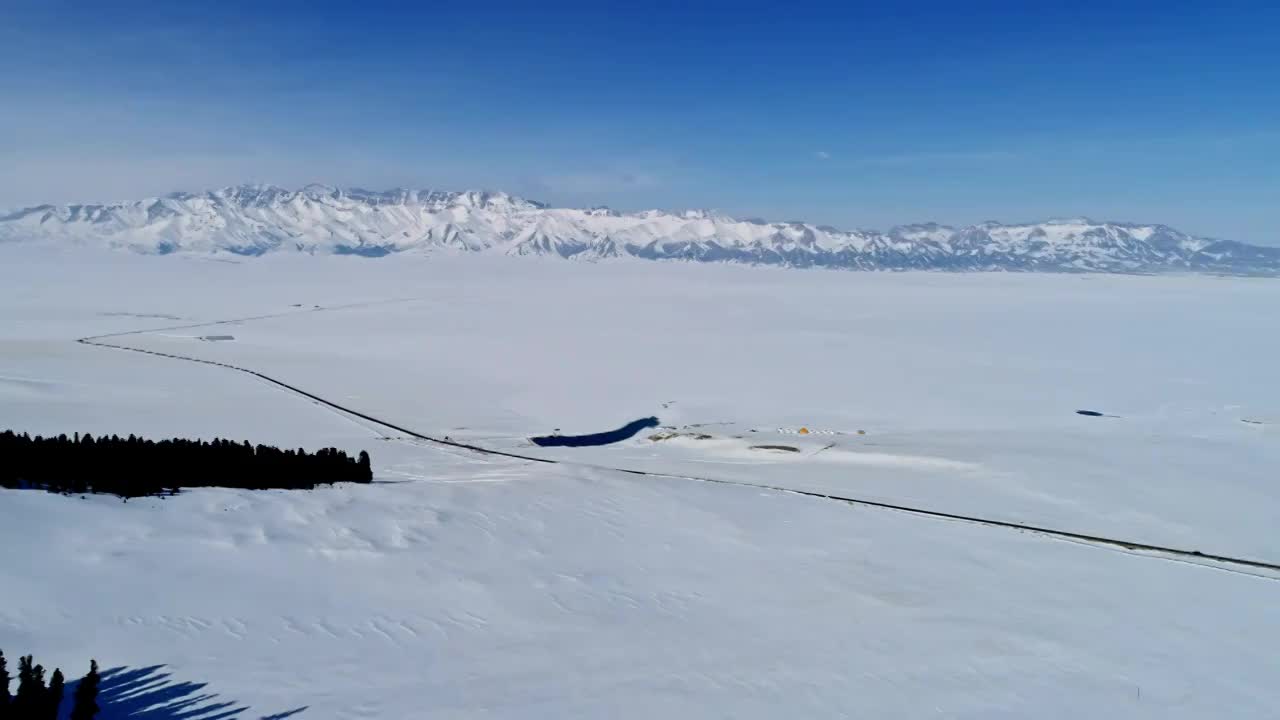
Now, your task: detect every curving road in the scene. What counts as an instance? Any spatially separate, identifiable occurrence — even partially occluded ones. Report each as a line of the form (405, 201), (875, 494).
(76, 307), (1280, 579)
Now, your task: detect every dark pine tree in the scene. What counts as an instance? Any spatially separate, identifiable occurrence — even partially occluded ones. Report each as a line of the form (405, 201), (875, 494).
(14, 656), (46, 716)
(13, 656), (31, 715)
(69, 660), (99, 720)
(2, 429), (374, 496)
(0, 649), (10, 718)
(46, 669), (64, 720)
(32, 664), (47, 708)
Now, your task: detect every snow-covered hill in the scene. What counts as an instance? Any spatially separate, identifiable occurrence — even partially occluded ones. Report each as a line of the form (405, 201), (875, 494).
(2, 184), (1277, 274)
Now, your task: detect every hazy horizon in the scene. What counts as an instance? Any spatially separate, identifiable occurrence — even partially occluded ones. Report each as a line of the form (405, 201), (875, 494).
(3, 1), (1277, 245)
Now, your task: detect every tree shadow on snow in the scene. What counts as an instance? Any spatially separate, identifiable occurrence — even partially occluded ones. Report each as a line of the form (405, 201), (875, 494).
(59, 665), (306, 720)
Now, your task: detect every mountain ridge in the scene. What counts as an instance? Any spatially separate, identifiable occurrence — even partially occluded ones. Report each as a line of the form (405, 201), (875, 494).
(2, 184), (1277, 275)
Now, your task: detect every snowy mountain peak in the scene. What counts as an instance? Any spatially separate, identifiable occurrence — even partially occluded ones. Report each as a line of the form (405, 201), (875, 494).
(1, 185), (1276, 275)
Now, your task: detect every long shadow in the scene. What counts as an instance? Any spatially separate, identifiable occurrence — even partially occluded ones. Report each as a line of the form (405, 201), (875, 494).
(58, 665), (306, 720)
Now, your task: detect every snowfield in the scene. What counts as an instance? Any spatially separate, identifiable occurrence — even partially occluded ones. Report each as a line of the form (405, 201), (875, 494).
(2, 247), (1279, 718)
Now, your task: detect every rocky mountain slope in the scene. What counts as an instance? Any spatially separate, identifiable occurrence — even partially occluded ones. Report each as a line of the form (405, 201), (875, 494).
(2, 184), (1276, 274)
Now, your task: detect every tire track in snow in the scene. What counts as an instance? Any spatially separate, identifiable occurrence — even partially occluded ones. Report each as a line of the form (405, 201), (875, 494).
(79, 297), (417, 342)
(77, 311), (1280, 579)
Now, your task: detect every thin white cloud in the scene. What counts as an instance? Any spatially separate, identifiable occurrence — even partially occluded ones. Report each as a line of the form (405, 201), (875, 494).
(865, 149), (1019, 166)
(530, 171), (660, 195)
(814, 150), (831, 160)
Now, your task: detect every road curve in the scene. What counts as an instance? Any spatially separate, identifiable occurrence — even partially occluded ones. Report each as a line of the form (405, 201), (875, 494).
(76, 314), (1280, 579)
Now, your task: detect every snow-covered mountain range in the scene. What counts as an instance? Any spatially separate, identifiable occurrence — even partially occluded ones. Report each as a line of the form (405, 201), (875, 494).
(2, 184), (1277, 275)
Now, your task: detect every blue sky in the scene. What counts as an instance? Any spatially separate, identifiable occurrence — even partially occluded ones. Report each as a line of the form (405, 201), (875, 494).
(2, 1), (1278, 243)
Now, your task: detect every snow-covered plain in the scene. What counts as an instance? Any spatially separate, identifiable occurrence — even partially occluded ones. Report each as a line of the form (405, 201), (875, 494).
(2, 247), (1278, 718)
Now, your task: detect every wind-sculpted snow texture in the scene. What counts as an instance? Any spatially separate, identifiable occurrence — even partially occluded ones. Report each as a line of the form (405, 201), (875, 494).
(3, 250), (1280, 718)
(2, 184), (1277, 274)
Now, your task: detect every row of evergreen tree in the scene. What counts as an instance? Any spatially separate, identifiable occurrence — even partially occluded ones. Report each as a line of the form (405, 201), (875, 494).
(0, 430), (373, 498)
(0, 650), (99, 720)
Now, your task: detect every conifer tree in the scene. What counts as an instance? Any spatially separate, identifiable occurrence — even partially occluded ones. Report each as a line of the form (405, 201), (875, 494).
(0, 649), (10, 717)
(31, 663), (47, 706)
(13, 656), (33, 714)
(69, 660), (98, 720)
(1, 429), (374, 495)
(14, 656), (48, 716)
(358, 450), (372, 482)
(46, 669), (64, 720)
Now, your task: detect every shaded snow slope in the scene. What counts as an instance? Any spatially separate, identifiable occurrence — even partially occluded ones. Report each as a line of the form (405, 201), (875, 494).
(2, 184), (1277, 274)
